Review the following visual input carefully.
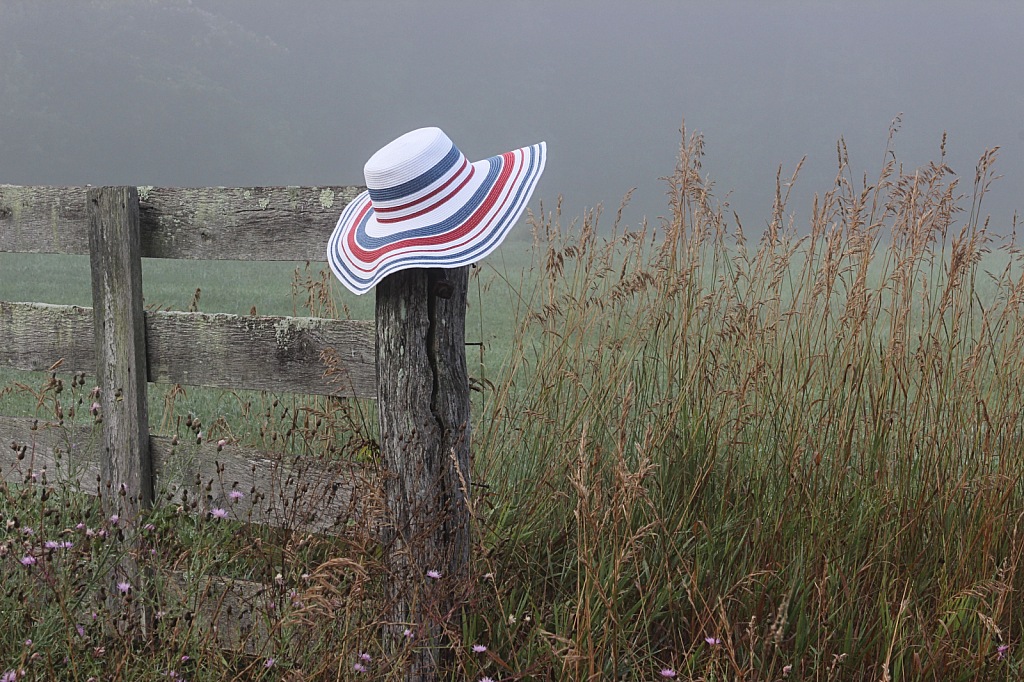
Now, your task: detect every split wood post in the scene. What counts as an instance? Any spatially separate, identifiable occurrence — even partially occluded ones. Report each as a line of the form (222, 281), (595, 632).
(87, 186), (153, 627)
(376, 266), (472, 682)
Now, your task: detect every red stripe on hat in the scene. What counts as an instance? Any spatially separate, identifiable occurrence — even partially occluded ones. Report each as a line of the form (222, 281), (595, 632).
(345, 150), (522, 268)
(373, 157), (470, 215)
(376, 164), (476, 225)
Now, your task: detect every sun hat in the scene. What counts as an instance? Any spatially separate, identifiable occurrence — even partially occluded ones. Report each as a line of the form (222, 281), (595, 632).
(327, 127), (547, 295)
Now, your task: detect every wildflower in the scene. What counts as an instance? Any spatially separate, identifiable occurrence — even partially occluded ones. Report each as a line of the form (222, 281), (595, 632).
(76, 523), (86, 530)
(91, 402), (101, 415)
(86, 528), (95, 537)
(998, 644), (1010, 660)
(483, 572), (494, 579)
(20, 555), (36, 566)
(22, 527), (33, 535)
(426, 569), (441, 579)
(1, 672), (14, 682)
(76, 625), (85, 637)
(403, 628), (413, 638)
(229, 490), (244, 500)
(472, 644), (487, 653)
(117, 581), (131, 593)
(45, 540), (73, 549)
(783, 664), (793, 676)
(24, 640), (31, 646)
(109, 515), (119, 526)
(704, 636), (721, 645)
(660, 670), (677, 679)
(180, 655), (190, 663)
(210, 508), (228, 519)
(508, 614), (516, 625)
(143, 523), (156, 531)
(354, 663), (367, 673)
(264, 658), (275, 668)
(479, 678), (496, 682)
(217, 439), (227, 448)
(359, 653), (371, 662)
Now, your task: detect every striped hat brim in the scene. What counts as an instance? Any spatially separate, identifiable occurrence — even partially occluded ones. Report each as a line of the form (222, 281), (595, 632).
(328, 141), (546, 295)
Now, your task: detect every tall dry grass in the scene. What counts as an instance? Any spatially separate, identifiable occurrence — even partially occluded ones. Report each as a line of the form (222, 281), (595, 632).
(471, 120), (1024, 680)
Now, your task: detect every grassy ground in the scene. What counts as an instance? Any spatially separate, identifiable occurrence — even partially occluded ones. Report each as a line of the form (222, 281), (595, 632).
(3, 127), (1024, 680)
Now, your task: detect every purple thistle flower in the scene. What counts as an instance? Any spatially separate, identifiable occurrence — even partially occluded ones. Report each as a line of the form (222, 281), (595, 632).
(354, 663), (367, 673)
(704, 636), (721, 645)
(20, 555), (36, 566)
(76, 625), (85, 637)
(359, 653), (371, 662)
(660, 670), (677, 678)
(1, 672), (15, 682)
(998, 644), (1010, 660)
(479, 678), (496, 682)
(76, 523), (86, 530)
(403, 628), (414, 638)
(210, 508), (228, 519)
(229, 490), (244, 500)
(472, 644), (487, 653)
(143, 523), (156, 531)
(117, 581), (131, 593)
(426, 569), (441, 579)
(264, 658), (275, 668)
(109, 515), (119, 526)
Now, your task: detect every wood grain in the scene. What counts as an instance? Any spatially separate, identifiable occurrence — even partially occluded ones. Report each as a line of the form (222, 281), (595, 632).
(0, 302), (377, 398)
(1, 185), (362, 261)
(375, 266), (471, 680)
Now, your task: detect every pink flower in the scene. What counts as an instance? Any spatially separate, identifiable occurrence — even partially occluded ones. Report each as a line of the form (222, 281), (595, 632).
(217, 439), (227, 448)
(20, 555), (36, 566)
(143, 523), (156, 531)
(783, 664), (793, 676)
(998, 644), (1010, 660)
(109, 515), (119, 526)
(660, 670), (677, 678)
(210, 508), (228, 519)
(426, 569), (441, 579)
(403, 628), (414, 638)
(704, 636), (721, 645)
(472, 644), (487, 653)
(359, 653), (371, 662)
(1, 672), (15, 682)
(479, 678), (496, 682)
(117, 581), (131, 593)
(229, 490), (244, 500)
(76, 625), (85, 637)
(76, 523), (86, 530)
(354, 663), (366, 673)
(264, 658), (275, 668)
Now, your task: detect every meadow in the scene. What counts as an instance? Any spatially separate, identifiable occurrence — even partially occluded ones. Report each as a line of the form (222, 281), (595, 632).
(3, 125), (1024, 681)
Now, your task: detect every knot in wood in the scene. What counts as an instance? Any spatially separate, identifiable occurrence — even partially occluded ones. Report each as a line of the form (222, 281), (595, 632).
(432, 278), (455, 299)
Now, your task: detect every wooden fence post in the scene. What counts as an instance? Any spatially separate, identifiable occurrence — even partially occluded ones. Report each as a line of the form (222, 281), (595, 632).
(377, 266), (472, 681)
(88, 186), (153, 623)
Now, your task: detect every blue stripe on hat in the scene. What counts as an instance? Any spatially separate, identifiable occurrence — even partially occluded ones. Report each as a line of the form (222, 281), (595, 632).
(353, 155), (504, 249)
(367, 143), (461, 204)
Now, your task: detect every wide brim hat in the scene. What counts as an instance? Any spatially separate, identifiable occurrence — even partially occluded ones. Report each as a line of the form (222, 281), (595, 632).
(327, 127), (547, 295)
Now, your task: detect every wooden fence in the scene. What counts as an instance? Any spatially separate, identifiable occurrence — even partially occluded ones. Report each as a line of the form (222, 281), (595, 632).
(0, 185), (472, 677)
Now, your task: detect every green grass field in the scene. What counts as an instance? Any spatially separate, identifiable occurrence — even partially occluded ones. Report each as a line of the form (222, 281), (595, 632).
(4, 130), (1024, 680)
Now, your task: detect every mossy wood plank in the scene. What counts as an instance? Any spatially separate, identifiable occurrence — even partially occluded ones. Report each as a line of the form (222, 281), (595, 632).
(0, 302), (377, 397)
(1, 185), (362, 261)
(0, 416), (373, 537)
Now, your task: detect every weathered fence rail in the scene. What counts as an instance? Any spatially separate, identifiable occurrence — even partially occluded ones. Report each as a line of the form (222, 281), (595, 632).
(1, 184), (473, 673)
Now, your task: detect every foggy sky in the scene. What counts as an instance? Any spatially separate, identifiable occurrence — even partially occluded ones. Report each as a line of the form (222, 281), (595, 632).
(2, 0), (1022, 237)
